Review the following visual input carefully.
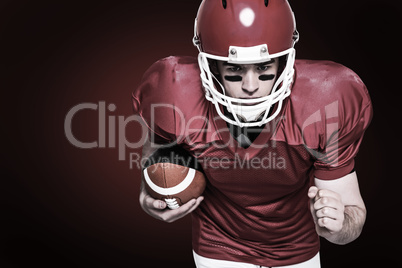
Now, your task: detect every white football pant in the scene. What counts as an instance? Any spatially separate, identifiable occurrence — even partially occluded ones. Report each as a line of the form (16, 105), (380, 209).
(193, 251), (320, 268)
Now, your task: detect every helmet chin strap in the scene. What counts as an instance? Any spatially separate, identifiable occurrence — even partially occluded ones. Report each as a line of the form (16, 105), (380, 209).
(227, 105), (268, 122)
(224, 106), (272, 127)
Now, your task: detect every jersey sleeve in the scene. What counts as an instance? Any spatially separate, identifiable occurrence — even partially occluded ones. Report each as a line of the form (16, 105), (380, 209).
(132, 56), (206, 145)
(303, 63), (373, 180)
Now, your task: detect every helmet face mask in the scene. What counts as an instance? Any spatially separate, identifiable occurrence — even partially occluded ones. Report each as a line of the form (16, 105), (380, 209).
(193, 0), (299, 128)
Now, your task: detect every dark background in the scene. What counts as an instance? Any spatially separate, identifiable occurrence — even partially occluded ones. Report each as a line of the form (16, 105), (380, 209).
(2, 0), (401, 267)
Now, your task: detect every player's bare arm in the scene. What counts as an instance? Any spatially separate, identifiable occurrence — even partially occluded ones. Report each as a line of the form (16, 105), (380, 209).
(308, 171), (366, 245)
(139, 135), (203, 223)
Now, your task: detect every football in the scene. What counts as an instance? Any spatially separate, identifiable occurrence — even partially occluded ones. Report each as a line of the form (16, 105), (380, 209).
(143, 145), (206, 209)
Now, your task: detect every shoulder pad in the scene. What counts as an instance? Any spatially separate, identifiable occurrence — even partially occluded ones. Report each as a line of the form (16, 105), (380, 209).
(132, 56), (208, 143)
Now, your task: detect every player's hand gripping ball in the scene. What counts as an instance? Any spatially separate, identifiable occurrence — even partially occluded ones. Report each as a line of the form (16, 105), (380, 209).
(143, 146), (206, 209)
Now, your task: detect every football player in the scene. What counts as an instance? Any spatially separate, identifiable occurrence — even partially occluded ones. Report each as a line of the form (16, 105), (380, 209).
(132, 0), (373, 267)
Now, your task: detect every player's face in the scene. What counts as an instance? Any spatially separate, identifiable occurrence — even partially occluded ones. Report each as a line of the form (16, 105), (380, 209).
(217, 58), (279, 102)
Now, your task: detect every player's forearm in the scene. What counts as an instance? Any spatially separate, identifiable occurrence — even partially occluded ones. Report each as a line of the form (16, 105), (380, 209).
(324, 205), (366, 245)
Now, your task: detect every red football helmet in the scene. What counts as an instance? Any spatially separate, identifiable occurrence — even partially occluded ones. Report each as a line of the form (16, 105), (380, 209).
(193, 0), (299, 127)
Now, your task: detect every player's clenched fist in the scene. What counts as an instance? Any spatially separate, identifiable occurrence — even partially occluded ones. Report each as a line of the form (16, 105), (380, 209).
(308, 186), (345, 236)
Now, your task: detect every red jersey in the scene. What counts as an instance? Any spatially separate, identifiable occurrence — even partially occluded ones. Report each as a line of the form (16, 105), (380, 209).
(132, 56), (372, 267)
